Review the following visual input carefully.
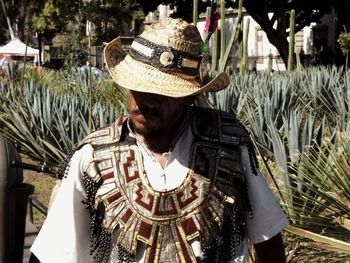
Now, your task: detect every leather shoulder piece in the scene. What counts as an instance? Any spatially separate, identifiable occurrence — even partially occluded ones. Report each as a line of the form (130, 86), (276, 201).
(77, 116), (127, 149)
(190, 106), (250, 146)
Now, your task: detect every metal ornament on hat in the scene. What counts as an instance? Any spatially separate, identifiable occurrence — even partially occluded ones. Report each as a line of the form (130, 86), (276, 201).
(129, 36), (203, 77)
(159, 50), (174, 66)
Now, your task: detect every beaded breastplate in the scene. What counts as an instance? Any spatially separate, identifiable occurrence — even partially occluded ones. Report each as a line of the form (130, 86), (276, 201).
(79, 107), (256, 263)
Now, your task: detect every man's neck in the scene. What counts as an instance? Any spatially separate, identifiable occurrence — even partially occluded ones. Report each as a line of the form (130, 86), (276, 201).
(133, 108), (189, 154)
(135, 128), (175, 154)
(136, 115), (189, 166)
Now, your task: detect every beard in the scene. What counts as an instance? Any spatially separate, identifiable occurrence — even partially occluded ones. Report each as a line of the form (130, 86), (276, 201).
(129, 107), (164, 138)
(129, 118), (163, 138)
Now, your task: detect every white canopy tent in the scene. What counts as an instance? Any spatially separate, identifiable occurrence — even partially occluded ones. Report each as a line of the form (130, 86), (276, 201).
(0, 38), (39, 56)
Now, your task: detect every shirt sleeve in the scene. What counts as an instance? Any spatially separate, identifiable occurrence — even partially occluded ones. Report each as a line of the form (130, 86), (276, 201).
(30, 144), (94, 263)
(240, 145), (289, 244)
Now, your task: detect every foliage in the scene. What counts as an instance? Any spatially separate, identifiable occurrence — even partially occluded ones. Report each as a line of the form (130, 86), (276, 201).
(218, 0), (244, 73)
(210, 66), (350, 144)
(207, 65), (350, 261)
(0, 0), (9, 43)
(85, 0), (144, 44)
(31, 0), (66, 34)
(338, 31), (350, 56)
(337, 30), (350, 68)
(288, 10), (295, 72)
(137, 0), (347, 67)
(239, 18), (249, 75)
(0, 0), (144, 61)
(283, 140), (350, 262)
(0, 66), (127, 168)
(62, 28), (89, 69)
(1, 0), (349, 68)
(1, 0), (348, 69)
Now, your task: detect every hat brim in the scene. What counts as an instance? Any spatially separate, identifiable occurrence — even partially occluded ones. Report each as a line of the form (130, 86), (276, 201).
(104, 37), (230, 98)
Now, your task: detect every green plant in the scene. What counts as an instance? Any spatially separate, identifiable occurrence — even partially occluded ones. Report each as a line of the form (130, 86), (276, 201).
(295, 48), (303, 72)
(338, 30), (350, 69)
(288, 9), (295, 72)
(207, 66), (350, 262)
(239, 18), (250, 75)
(193, 0), (198, 26)
(283, 140), (350, 262)
(219, 0), (244, 72)
(0, 68), (126, 168)
(220, 0), (226, 64)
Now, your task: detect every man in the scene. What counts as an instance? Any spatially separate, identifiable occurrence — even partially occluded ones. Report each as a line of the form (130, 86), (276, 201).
(31, 17), (288, 263)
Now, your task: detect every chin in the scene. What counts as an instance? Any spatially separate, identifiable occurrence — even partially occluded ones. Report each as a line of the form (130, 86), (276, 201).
(134, 124), (162, 137)
(131, 117), (161, 134)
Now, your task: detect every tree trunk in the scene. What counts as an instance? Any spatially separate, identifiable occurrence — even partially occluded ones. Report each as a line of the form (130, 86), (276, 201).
(0, 0), (16, 40)
(18, 0), (30, 42)
(38, 32), (42, 66)
(264, 29), (289, 67)
(244, 5), (290, 67)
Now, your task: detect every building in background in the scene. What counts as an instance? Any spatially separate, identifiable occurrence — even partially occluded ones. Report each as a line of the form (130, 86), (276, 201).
(37, 4), (337, 71)
(142, 5), (337, 71)
(196, 8), (336, 71)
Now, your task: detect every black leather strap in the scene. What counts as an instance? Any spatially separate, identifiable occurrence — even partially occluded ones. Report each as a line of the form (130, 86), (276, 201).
(129, 37), (202, 76)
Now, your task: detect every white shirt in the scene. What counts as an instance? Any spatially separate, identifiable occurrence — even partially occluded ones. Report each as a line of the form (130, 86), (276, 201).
(31, 122), (288, 263)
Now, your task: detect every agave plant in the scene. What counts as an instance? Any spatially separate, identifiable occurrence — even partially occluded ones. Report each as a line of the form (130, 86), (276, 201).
(207, 66), (350, 262)
(0, 67), (126, 169)
(283, 139), (350, 262)
(1, 61), (20, 80)
(209, 66), (350, 171)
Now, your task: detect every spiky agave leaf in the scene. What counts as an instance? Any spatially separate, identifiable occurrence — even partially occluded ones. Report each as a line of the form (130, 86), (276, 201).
(283, 140), (350, 262)
(0, 69), (125, 168)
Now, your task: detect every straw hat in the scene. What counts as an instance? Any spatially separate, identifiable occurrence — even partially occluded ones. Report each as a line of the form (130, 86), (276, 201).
(104, 17), (229, 98)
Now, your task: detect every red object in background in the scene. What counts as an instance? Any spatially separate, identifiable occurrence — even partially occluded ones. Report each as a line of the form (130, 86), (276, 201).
(204, 11), (220, 34)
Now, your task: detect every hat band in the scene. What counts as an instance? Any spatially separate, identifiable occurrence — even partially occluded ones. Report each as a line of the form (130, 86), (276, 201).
(129, 37), (202, 76)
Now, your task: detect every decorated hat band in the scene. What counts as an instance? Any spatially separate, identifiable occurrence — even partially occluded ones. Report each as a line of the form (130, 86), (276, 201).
(129, 37), (202, 76)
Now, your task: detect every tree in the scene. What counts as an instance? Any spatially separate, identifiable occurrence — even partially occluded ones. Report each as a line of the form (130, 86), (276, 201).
(85, 0), (143, 44)
(29, 0), (81, 65)
(337, 30), (350, 68)
(230, 0), (335, 67)
(0, 0), (72, 45)
(137, 0), (207, 22)
(0, 0), (16, 40)
(137, 0), (350, 67)
(1, 0), (45, 42)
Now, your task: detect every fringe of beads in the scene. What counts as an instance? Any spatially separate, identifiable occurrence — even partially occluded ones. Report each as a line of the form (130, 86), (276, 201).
(81, 172), (111, 263)
(56, 149), (76, 179)
(201, 177), (253, 262)
(116, 244), (136, 263)
(246, 142), (259, 176)
(200, 213), (245, 262)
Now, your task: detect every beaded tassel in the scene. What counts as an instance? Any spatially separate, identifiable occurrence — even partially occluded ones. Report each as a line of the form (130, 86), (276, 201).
(56, 148), (76, 179)
(201, 176), (253, 262)
(201, 237), (221, 263)
(117, 244), (136, 263)
(201, 214), (245, 262)
(236, 178), (253, 219)
(246, 142), (259, 176)
(81, 172), (111, 263)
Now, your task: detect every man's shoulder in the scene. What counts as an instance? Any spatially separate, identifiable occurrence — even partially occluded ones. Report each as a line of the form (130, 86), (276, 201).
(190, 106), (251, 145)
(77, 116), (127, 149)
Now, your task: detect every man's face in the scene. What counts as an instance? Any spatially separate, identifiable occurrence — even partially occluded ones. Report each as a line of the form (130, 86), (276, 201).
(127, 90), (188, 137)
